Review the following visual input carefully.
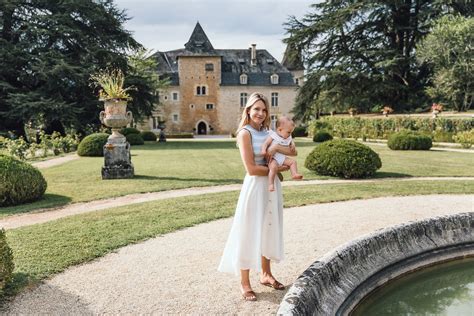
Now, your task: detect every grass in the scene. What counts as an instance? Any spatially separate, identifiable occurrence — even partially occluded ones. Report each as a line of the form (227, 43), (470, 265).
(4, 180), (474, 297)
(1, 139), (473, 217)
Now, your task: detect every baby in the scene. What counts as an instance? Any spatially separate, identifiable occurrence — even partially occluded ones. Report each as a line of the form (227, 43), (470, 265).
(261, 116), (303, 191)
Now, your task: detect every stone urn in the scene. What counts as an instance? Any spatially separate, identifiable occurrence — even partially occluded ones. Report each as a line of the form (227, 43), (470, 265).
(432, 110), (440, 118)
(99, 99), (134, 179)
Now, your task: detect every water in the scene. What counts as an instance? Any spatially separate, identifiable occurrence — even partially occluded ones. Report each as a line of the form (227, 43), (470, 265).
(352, 257), (474, 316)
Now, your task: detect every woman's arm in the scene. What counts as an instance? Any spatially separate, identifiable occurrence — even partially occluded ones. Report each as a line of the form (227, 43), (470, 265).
(237, 130), (269, 176)
(265, 143), (297, 164)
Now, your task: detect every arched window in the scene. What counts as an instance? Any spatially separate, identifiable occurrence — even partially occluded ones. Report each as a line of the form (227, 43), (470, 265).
(240, 74), (248, 85)
(196, 86), (201, 95)
(271, 74), (279, 85)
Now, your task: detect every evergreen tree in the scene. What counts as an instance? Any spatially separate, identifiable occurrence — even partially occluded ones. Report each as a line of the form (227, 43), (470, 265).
(285, 0), (472, 120)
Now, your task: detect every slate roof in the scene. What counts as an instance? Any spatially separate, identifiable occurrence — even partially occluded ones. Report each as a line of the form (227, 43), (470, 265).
(153, 23), (298, 87)
(281, 43), (305, 71)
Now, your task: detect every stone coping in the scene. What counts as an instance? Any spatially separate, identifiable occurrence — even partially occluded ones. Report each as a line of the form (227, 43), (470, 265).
(277, 212), (474, 315)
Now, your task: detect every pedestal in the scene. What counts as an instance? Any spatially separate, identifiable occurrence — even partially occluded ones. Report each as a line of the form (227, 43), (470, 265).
(102, 140), (134, 179)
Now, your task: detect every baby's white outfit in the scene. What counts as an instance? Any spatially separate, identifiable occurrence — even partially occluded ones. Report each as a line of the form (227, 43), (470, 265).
(269, 130), (292, 166)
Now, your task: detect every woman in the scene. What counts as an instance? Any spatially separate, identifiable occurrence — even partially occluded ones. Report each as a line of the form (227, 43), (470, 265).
(218, 92), (296, 301)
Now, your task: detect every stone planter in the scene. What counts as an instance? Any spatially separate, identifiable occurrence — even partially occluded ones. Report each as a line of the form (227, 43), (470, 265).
(432, 110), (440, 118)
(99, 99), (134, 179)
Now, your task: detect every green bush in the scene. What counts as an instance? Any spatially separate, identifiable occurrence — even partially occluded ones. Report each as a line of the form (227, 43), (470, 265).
(0, 229), (14, 295)
(0, 154), (47, 206)
(120, 127), (140, 136)
(77, 133), (109, 156)
(305, 139), (382, 178)
(387, 131), (432, 150)
(453, 130), (474, 149)
(313, 131), (333, 143)
(308, 120), (332, 136)
(166, 133), (194, 139)
(292, 126), (308, 137)
(140, 131), (157, 141)
(126, 133), (144, 145)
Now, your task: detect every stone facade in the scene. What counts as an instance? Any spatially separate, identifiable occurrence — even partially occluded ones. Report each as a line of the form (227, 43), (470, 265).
(137, 22), (303, 135)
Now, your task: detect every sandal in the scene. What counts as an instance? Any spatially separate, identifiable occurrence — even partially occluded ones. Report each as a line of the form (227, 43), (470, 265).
(241, 290), (257, 301)
(260, 280), (285, 290)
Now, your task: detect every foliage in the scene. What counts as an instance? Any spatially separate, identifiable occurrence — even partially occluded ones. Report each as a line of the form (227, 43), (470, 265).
(285, 1), (471, 120)
(417, 15), (474, 111)
(307, 120), (332, 137)
(140, 131), (157, 141)
(0, 154), (47, 206)
(387, 131), (433, 150)
(125, 133), (144, 145)
(453, 130), (474, 149)
(90, 69), (134, 101)
(120, 127), (140, 136)
(77, 133), (109, 157)
(292, 126), (308, 137)
(313, 131), (333, 143)
(305, 139), (381, 178)
(0, 228), (14, 295)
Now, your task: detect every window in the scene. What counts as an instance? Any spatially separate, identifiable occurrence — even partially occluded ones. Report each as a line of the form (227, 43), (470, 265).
(206, 103), (214, 110)
(152, 116), (164, 129)
(205, 63), (214, 71)
(270, 115), (278, 130)
(240, 74), (248, 85)
(164, 95), (168, 101)
(271, 74), (279, 85)
(271, 92), (278, 107)
(172, 114), (179, 122)
(189, 104), (195, 109)
(295, 78), (299, 85)
(172, 92), (179, 101)
(196, 85), (207, 96)
(240, 92), (248, 107)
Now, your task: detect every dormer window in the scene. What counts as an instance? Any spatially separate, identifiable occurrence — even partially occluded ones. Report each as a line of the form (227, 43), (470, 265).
(271, 74), (279, 85)
(240, 74), (248, 85)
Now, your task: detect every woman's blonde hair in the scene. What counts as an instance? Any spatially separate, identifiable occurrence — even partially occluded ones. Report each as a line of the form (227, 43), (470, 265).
(237, 92), (271, 131)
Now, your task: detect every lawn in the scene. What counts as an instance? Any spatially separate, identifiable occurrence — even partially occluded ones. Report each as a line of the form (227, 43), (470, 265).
(1, 139), (473, 216)
(5, 180), (473, 297)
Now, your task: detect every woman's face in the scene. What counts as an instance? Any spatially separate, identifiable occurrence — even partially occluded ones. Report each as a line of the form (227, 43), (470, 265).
(247, 100), (267, 125)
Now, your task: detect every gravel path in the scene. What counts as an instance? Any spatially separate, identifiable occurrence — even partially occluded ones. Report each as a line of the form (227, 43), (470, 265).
(5, 195), (473, 315)
(2, 177), (473, 229)
(30, 154), (79, 169)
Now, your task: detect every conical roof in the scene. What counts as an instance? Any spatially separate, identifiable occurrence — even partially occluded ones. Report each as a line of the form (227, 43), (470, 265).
(281, 43), (304, 71)
(183, 22), (217, 55)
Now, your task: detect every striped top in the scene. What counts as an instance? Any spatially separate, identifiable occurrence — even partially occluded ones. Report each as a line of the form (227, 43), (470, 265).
(241, 124), (269, 166)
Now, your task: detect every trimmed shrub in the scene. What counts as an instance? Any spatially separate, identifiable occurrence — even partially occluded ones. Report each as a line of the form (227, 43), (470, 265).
(166, 133), (194, 139)
(120, 127), (140, 136)
(0, 229), (14, 295)
(0, 154), (47, 206)
(292, 126), (308, 137)
(77, 133), (109, 157)
(313, 131), (333, 143)
(453, 130), (474, 149)
(387, 131), (432, 150)
(126, 133), (144, 145)
(140, 131), (157, 141)
(305, 139), (382, 178)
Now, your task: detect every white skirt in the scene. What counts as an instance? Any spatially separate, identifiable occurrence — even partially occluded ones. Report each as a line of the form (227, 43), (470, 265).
(218, 174), (284, 276)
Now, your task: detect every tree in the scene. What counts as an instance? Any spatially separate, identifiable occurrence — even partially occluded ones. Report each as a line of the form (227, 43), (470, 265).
(417, 15), (473, 111)
(285, 0), (471, 120)
(0, 0), (140, 138)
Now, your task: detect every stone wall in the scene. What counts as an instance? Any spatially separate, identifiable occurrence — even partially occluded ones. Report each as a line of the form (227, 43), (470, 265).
(277, 212), (474, 315)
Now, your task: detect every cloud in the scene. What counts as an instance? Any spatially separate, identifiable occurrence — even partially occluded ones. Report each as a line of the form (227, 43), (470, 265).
(115, 0), (314, 61)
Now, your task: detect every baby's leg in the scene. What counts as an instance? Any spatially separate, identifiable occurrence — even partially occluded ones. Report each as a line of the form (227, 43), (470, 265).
(268, 159), (279, 191)
(284, 158), (303, 180)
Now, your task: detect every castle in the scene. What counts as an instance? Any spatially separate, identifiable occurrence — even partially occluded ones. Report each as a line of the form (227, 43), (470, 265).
(140, 22), (304, 135)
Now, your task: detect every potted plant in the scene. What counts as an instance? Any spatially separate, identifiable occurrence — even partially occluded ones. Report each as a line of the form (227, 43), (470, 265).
(382, 106), (394, 117)
(431, 103), (443, 118)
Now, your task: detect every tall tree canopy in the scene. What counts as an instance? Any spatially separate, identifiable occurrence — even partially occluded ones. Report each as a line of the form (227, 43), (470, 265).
(285, 0), (472, 121)
(0, 0), (143, 137)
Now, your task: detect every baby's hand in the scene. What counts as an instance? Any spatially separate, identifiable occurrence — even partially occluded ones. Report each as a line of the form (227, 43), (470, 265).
(289, 141), (296, 151)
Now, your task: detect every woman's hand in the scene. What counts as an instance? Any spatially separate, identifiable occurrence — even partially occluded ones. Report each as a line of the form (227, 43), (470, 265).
(277, 165), (290, 172)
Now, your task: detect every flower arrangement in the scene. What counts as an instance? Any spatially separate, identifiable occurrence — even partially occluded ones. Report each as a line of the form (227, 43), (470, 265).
(431, 103), (443, 112)
(382, 106), (394, 115)
(90, 68), (134, 101)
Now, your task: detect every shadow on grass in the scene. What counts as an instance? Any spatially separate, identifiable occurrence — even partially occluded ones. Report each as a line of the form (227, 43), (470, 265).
(133, 141), (237, 151)
(0, 194), (72, 218)
(133, 174), (242, 184)
(373, 172), (413, 178)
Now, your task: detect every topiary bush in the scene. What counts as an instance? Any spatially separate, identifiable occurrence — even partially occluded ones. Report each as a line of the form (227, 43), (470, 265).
(387, 131), (432, 150)
(120, 127), (140, 136)
(77, 133), (109, 157)
(126, 133), (144, 145)
(305, 139), (382, 178)
(0, 154), (47, 206)
(313, 131), (333, 143)
(292, 126), (308, 137)
(0, 228), (14, 295)
(140, 131), (157, 141)
(453, 130), (474, 149)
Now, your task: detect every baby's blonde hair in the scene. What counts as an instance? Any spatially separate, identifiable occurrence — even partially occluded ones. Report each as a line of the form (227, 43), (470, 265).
(237, 92), (271, 132)
(276, 116), (295, 129)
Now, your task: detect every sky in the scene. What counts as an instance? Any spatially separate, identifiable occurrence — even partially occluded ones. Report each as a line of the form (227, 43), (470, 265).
(114, 0), (315, 62)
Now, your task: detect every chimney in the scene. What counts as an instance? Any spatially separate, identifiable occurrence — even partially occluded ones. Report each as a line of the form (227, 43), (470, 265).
(250, 44), (257, 66)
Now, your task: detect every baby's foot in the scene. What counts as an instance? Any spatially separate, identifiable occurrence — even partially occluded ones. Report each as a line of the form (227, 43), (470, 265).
(268, 183), (275, 192)
(292, 174), (303, 180)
